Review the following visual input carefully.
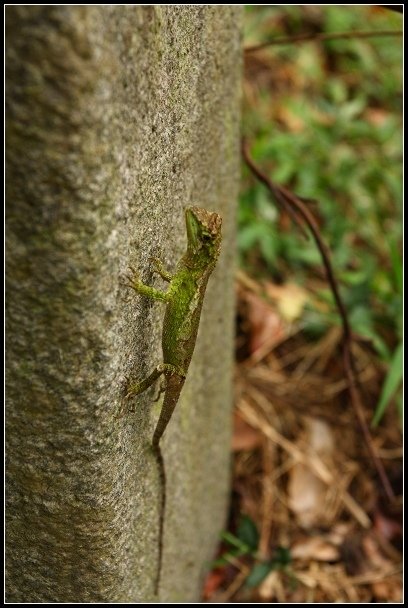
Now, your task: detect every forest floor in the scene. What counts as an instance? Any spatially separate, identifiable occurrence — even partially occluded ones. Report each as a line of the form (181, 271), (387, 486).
(203, 6), (402, 603)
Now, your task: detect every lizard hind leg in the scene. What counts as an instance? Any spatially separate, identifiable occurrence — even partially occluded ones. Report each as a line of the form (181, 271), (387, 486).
(125, 363), (183, 400)
(126, 365), (165, 398)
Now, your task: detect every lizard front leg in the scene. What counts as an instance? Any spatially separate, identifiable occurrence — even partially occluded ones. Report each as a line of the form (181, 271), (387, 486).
(150, 257), (173, 283)
(126, 267), (170, 302)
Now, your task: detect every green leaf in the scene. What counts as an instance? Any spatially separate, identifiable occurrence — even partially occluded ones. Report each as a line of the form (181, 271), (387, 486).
(236, 515), (259, 551)
(372, 342), (403, 426)
(238, 223), (263, 252)
(348, 306), (390, 360)
(245, 562), (276, 588)
(274, 545), (292, 566)
(389, 238), (403, 295)
(221, 530), (252, 554)
(259, 231), (278, 266)
(338, 97), (366, 121)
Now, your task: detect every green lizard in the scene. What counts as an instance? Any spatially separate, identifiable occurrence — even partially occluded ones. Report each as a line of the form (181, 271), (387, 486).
(126, 206), (222, 595)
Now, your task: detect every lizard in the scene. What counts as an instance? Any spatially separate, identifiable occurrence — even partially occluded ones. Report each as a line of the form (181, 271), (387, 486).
(125, 206), (222, 595)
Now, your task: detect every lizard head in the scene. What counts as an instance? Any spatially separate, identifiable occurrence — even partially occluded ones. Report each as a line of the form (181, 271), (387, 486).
(185, 206), (222, 267)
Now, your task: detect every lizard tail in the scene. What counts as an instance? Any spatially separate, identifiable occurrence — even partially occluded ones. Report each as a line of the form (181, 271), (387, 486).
(153, 444), (166, 596)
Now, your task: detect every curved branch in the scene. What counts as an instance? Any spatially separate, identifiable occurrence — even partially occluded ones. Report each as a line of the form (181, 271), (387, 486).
(242, 140), (395, 502)
(245, 29), (402, 53)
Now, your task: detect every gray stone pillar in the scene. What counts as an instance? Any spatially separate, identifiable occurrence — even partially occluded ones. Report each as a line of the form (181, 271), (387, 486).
(6, 6), (241, 601)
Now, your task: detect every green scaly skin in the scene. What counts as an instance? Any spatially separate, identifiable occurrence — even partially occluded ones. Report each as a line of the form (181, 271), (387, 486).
(126, 206), (222, 595)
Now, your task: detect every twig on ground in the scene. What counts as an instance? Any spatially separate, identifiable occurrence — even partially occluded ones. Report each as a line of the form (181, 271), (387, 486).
(245, 29), (402, 53)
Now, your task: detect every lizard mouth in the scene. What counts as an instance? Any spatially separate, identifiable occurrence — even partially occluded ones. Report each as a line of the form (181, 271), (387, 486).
(185, 207), (201, 250)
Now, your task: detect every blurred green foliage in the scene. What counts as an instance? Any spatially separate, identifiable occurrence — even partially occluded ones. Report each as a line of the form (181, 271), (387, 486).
(241, 6), (402, 421)
(213, 515), (292, 588)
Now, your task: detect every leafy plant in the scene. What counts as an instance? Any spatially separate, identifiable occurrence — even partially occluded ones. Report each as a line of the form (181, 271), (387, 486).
(372, 341), (403, 426)
(241, 5), (402, 421)
(214, 515), (292, 587)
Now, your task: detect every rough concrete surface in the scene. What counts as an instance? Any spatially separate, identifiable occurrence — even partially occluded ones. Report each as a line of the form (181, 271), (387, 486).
(6, 5), (241, 602)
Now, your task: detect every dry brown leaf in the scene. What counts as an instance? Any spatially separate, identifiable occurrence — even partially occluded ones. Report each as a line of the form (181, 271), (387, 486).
(305, 417), (335, 454)
(244, 290), (286, 354)
(288, 463), (329, 528)
(291, 536), (340, 562)
(288, 418), (335, 527)
(232, 411), (263, 451)
(238, 399), (371, 527)
(361, 534), (393, 570)
(276, 106), (305, 132)
(264, 282), (309, 323)
(371, 576), (403, 602)
(202, 568), (227, 600)
(258, 570), (282, 601)
(373, 510), (402, 542)
(326, 522), (354, 546)
(365, 108), (392, 126)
